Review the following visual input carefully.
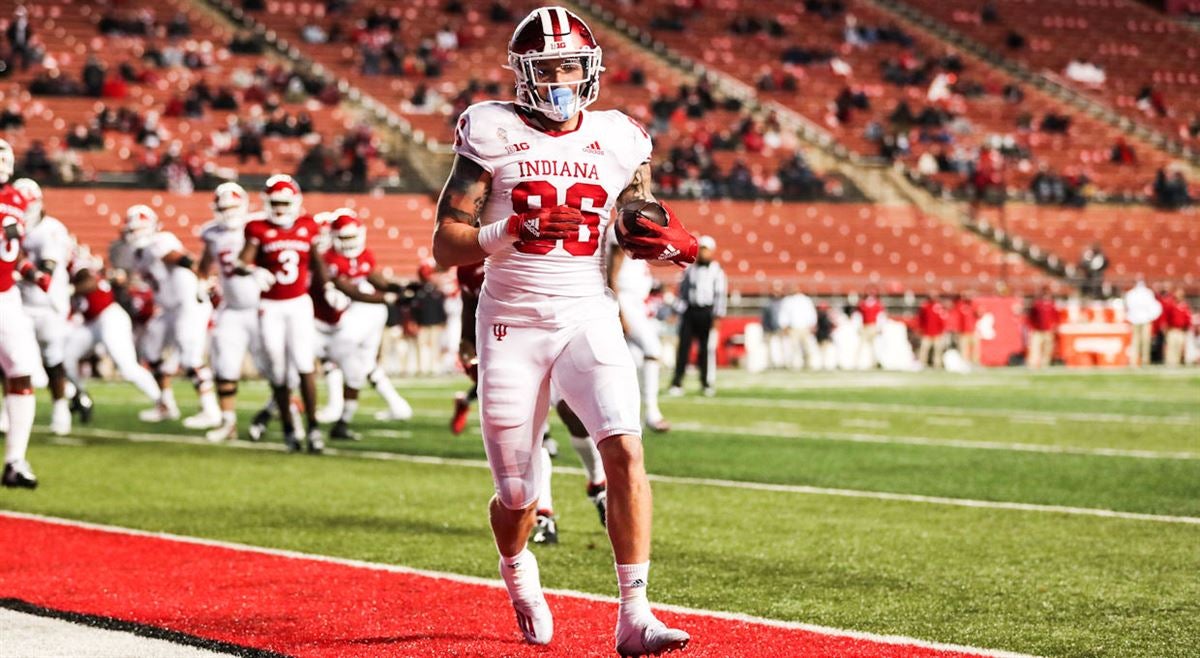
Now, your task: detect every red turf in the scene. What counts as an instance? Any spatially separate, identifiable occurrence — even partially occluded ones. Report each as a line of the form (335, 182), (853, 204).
(0, 514), (1009, 657)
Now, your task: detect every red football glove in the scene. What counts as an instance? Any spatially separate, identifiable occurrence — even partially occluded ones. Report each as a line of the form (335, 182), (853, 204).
(620, 201), (699, 265)
(17, 261), (52, 292)
(505, 205), (585, 242)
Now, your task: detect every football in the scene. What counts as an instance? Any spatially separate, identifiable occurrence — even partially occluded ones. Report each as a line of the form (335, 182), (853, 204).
(618, 199), (669, 237)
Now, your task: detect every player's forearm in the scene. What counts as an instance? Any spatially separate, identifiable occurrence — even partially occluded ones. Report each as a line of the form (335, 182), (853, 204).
(432, 221), (488, 268)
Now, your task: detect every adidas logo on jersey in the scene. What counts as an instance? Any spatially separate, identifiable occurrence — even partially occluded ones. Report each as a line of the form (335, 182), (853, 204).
(583, 141), (605, 156)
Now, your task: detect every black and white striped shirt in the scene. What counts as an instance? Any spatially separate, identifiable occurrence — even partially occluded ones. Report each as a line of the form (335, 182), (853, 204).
(678, 261), (728, 317)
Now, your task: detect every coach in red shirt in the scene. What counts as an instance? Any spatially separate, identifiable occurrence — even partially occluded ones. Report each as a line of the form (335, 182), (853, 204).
(953, 293), (980, 365)
(1027, 287), (1059, 369)
(1164, 288), (1193, 366)
(857, 287), (884, 368)
(916, 294), (948, 369)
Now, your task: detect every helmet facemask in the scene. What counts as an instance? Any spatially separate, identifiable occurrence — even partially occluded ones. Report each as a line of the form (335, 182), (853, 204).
(263, 175), (302, 228)
(213, 182), (250, 230)
(509, 51), (603, 123)
(124, 205), (159, 249)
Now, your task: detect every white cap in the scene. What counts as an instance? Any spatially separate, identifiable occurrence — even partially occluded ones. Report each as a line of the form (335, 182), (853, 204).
(699, 235), (716, 250)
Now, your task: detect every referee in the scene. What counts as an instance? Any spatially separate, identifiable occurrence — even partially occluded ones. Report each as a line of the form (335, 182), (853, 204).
(669, 236), (727, 397)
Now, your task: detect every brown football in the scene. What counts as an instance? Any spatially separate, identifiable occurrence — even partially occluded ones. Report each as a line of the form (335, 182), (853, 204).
(618, 200), (669, 237)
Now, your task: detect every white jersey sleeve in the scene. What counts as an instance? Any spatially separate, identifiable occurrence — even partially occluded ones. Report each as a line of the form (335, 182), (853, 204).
(200, 220), (259, 310)
(138, 231), (194, 310)
(18, 216), (73, 314)
(456, 102), (653, 325)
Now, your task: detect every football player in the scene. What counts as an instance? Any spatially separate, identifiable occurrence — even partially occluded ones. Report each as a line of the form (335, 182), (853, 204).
(125, 204), (221, 428)
(449, 261), (484, 435)
(63, 254), (164, 415)
(430, 8), (697, 654)
(235, 175), (327, 453)
(0, 139), (43, 488)
(607, 231), (670, 432)
(311, 209), (409, 440)
(13, 178), (75, 436)
(197, 182), (271, 442)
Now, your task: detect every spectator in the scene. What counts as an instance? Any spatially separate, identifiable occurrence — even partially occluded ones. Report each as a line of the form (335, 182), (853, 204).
(136, 111), (164, 148)
(235, 125), (264, 163)
(916, 294), (948, 369)
(1109, 138), (1135, 165)
(167, 12), (191, 38)
(212, 86), (239, 111)
(1136, 85), (1168, 117)
(0, 103), (24, 130)
(66, 123), (104, 150)
(435, 24), (459, 51)
(1153, 168), (1192, 209)
(83, 54), (107, 97)
(21, 140), (55, 179)
(1065, 60), (1106, 87)
(1079, 244), (1108, 298)
(1124, 279), (1162, 367)
(230, 30), (264, 54)
(1163, 288), (1192, 366)
(7, 6), (35, 70)
(669, 236), (727, 396)
(1026, 287), (1058, 368)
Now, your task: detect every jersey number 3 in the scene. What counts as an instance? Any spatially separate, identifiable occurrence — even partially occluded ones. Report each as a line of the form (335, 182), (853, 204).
(511, 181), (607, 256)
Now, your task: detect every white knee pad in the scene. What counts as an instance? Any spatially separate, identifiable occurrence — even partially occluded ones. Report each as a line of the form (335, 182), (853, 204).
(494, 470), (540, 511)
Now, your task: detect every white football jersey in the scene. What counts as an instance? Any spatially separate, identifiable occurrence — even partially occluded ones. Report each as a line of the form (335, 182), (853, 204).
(454, 101), (652, 324)
(199, 219), (259, 310)
(19, 215), (72, 314)
(607, 229), (653, 302)
(133, 231), (197, 310)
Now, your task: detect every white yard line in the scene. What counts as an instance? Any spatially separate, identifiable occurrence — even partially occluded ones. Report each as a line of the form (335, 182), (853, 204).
(0, 510), (1042, 658)
(679, 396), (1198, 426)
(672, 421), (1200, 461)
(840, 418), (891, 429)
(43, 427), (1200, 525)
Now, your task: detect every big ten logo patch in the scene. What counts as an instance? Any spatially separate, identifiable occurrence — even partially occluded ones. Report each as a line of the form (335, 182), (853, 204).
(505, 142), (531, 155)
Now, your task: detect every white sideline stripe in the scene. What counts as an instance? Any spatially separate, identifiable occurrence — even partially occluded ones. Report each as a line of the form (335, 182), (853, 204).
(682, 396), (1198, 426)
(45, 428), (1200, 525)
(674, 421), (1200, 461)
(925, 416), (975, 427)
(0, 510), (1041, 658)
(0, 609), (230, 658)
(840, 418), (890, 429)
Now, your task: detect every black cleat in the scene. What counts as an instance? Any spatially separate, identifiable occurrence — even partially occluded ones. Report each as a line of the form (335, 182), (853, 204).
(283, 431), (301, 453)
(2, 460), (38, 489)
(531, 512), (558, 545)
(71, 393), (94, 424)
(587, 482), (608, 528)
(306, 427), (325, 454)
(246, 408), (272, 442)
(330, 420), (360, 441)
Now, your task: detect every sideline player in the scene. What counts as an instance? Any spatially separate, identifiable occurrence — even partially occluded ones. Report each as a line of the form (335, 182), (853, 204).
(431, 8), (698, 654)
(125, 204), (220, 427)
(13, 178), (74, 435)
(198, 182), (269, 442)
(607, 233), (670, 432)
(0, 139), (42, 488)
(235, 175), (327, 453)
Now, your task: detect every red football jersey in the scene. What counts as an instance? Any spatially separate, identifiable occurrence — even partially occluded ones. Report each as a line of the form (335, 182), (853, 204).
(245, 216), (320, 300)
(77, 277), (117, 322)
(858, 295), (883, 326)
(456, 261), (485, 297)
(127, 284), (156, 325)
(0, 185), (29, 293)
(313, 248), (376, 325)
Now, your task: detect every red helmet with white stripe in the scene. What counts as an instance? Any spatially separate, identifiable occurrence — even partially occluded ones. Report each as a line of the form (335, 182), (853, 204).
(263, 174), (302, 228)
(330, 208), (365, 258)
(507, 6), (604, 122)
(213, 181), (250, 229)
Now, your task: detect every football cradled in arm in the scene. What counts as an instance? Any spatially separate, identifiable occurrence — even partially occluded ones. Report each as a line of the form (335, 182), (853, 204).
(616, 200), (698, 265)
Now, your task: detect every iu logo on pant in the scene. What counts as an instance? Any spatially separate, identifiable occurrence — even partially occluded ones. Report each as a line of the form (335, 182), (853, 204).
(492, 324), (508, 341)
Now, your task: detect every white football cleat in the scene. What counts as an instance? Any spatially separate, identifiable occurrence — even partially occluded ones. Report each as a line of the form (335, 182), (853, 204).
(499, 553), (553, 645)
(667, 386), (684, 398)
(182, 410), (222, 430)
(50, 402), (72, 436)
(615, 615), (690, 657)
(205, 421), (237, 443)
(138, 402), (180, 423)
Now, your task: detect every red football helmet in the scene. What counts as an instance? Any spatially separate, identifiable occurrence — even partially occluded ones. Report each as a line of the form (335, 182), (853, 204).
(263, 174), (302, 228)
(330, 208), (365, 257)
(507, 6), (603, 122)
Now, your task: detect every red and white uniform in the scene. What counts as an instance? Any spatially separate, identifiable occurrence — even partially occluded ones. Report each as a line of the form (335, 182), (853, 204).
(63, 267), (162, 403)
(0, 186), (38, 378)
(245, 215), (320, 384)
(200, 218), (267, 382)
(19, 214), (72, 368)
(315, 248), (387, 389)
(134, 230), (212, 370)
(454, 101), (648, 508)
(608, 230), (660, 361)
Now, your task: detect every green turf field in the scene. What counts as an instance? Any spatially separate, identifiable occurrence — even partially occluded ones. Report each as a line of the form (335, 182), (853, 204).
(3, 369), (1198, 657)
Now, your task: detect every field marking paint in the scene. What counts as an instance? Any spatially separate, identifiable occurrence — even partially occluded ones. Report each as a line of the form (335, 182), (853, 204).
(47, 427), (1200, 525)
(925, 417), (976, 427)
(841, 418), (891, 429)
(1010, 416), (1059, 426)
(0, 510), (1042, 658)
(678, 421), (1200, 461)
(681, 396), (1198, 426)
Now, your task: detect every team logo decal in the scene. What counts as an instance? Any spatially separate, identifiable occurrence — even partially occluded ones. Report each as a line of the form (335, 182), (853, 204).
(493, 324), (508, 341)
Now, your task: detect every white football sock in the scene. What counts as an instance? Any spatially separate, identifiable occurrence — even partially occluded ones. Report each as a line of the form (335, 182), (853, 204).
(340, 398), (359, 423)
(199, 390), (220, 416)
(221, 410), (236, 426)
(125, 366), (162, 403)
(52, 397), (69, 416)
(570, 433), (605, 486)
(499, 547), (540, 597)
(616, 562), (651, 619)
(535, 446), (554, 514)
(4, 393), (35, 464)
(369, 367), (412, 417)
(324, 365), (344, 413)
(642, 359), (663, 421)
(161, 387), (177, 410)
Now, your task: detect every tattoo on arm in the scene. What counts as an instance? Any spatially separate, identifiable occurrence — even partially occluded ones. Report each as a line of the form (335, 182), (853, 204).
(436, 155), (493, 227)
(617, 162), (656, 206)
